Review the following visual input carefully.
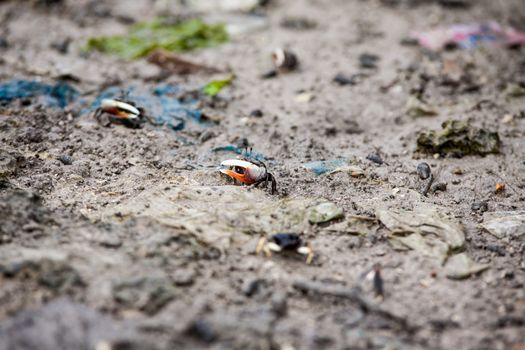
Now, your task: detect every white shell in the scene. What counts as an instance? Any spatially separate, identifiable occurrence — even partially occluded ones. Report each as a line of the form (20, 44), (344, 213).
(101, 99), (140, 118)
(272, 48), (286, 67)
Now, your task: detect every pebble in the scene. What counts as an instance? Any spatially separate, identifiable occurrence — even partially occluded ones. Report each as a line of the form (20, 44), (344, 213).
(173, 268), (196, 286)
(366, 153), (384, 165)
(249, 109), (263, 118)
(417, 162), (431, 180)
(471, 201), (488, 213)
(56, 154), (73, 165)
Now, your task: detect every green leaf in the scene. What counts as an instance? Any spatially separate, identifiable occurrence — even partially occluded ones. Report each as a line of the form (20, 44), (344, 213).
(201, 74), (235, 97)
(85, 19), (228, 59)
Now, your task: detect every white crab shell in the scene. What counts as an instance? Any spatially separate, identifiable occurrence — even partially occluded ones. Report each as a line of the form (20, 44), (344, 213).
(219, 159), (267, 182)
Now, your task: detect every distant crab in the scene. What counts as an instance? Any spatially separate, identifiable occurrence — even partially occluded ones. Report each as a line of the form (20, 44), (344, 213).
(256, 233), (314, 264)
(219, 158), (277, 194)
(94, 98), (143, 129)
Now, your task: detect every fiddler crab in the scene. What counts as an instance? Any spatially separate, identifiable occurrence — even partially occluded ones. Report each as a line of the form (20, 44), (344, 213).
(94, 98), (143, 129)
(219, 157), (277, 194)
(256, 233), (314, 264)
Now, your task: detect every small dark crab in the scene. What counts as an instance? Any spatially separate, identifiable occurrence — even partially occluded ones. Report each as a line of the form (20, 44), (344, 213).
(256, 233), (314, 264)
(94, 98), (143, 129)
(219, 158), (277, 194)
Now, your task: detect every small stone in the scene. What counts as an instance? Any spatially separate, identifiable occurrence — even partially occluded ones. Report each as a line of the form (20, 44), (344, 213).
(173, 268), (196, 286)
(187, 319), (217, 343)
(57, 154), (73, 165)
(417, 162), (431, 180)
(249, 109), (263, 118)
(308, 202), (344, 224)
(359, 53), (379, 69)
(452, 167), (463, 175)
(366, 153), (383, 165)
(471, 201), (488, 213)
(242, 278), (263, 297)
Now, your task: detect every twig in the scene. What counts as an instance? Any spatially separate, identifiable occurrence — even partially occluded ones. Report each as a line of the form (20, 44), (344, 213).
(292, 279), (416, 333)
(421, 173), (434, 197)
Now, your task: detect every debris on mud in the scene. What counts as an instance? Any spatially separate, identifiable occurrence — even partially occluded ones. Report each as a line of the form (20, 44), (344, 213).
(413, 22), (525, 51)
(376, 204), (465, 263)
(147, 49), (221, 75)
(308, 201), (344, 224)
(86, 19), (228, 59)
(416, 120), (500, 157)
(481, 212), (525, 239)
(95, 185), (324, 250)
(185, 0), (267, 13)
(0, 80), (79, 108)
(405, 96), (438, 117)
(0, 299), (152, 350)
(444, 252), (489, 279)
(202, 74), (235, 97)
(332, 73), (365, 86)
(302, 159), (347, 176)
(303, 159), (365, 177)
(280, 16), (317, 30)
(495, 182), (506, 194)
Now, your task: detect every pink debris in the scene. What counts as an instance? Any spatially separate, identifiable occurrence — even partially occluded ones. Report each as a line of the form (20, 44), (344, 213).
(413, 22), (525, 51)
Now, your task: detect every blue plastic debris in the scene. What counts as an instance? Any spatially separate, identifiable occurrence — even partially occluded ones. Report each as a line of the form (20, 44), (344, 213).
(212, 145), (266, 161)
(0, 80), (79, 108)
(302, 159), (347, 176)
(87, 85), (204, 131)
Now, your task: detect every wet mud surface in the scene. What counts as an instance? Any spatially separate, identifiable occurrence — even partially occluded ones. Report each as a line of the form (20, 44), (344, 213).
(0, 1), (524, 349)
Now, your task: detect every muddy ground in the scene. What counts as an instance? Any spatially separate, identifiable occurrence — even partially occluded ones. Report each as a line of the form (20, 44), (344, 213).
(0, 0), (524, 349)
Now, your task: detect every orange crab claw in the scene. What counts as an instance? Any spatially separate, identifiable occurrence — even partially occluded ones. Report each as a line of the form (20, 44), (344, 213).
(220, 169), (248, 184)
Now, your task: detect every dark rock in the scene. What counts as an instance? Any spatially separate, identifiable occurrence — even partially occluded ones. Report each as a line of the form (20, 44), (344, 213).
(471, 201), (488, 213)
(359, 53), (380, 69)
(187, 319), (217, 343)
(367, 153), (384, 165)
(249, 109), (263, 118)
(57, 154), (73, 165)
(416, 120), (500, 157)
(417, 162), (431, 179)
